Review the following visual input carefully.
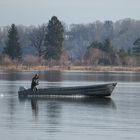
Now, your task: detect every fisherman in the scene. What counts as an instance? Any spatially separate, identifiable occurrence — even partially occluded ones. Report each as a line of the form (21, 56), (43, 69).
(31, 74), (39, 91)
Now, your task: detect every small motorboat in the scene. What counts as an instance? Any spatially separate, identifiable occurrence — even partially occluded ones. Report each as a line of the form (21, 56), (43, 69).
(18, 83), (117, 98)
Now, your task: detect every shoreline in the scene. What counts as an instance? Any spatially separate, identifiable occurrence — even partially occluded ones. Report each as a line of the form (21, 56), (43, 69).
(0, 65), (140, 73)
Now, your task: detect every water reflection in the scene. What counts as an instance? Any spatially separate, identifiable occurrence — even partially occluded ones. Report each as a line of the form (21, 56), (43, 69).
(31, 99), (38, 116)
(45, 100), (62, 133)
(0, 70), (140, 82)
(40, 71), (62, 82)
(43, 97), (116, 108)
(20, 97), (116, 114)
(62, 71), (140, 82)
(18, 97), (116, 135)
(0, 70), (21, 81)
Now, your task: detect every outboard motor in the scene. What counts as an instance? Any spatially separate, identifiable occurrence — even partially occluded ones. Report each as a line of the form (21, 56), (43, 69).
(19, 86), (27, 92)
(18, 86), (28, 98)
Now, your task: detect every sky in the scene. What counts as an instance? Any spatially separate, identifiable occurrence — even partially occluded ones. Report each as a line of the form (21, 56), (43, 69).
(0, 0), (140, 26)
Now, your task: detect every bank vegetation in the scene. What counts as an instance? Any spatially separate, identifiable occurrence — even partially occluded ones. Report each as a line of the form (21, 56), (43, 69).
(1, 17), (140, 72)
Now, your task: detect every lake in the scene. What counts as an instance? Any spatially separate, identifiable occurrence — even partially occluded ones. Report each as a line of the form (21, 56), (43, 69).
(0, 71), (140, 140)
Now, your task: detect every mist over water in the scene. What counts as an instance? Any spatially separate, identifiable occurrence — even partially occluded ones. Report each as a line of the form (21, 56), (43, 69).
(0, 71), (140, 140)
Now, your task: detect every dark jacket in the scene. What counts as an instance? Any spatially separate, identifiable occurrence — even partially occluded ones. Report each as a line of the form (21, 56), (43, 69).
(31, 76), (39, 90)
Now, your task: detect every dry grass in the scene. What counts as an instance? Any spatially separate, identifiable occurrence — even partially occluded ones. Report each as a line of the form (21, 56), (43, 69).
(0, 64), (140, 72)
(64, 65), (140, 72)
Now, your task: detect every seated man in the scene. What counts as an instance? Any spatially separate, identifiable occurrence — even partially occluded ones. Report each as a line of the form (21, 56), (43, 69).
(31, 74), (39, 91)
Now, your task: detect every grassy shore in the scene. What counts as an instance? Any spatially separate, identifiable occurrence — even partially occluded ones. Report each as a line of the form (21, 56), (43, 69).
(0, 65), (140, 72)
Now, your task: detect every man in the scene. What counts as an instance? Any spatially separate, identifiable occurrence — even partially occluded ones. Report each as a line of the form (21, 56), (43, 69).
(31, 74), (39, 91)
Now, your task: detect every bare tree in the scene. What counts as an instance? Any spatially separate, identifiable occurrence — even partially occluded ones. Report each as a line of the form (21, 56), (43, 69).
(84, 48), (103, 65)
(28, 24), (46, 59)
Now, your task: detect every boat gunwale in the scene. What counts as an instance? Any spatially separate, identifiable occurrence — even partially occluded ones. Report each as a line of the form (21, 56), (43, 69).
(34, 82), (117, 90)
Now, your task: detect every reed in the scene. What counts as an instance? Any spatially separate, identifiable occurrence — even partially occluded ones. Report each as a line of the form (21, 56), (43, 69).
(0, 64), (140, 72)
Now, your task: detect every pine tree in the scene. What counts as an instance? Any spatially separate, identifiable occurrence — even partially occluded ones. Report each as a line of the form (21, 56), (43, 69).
(3, 24), (22, 60)
(44, 16), (64, 60)
(133, 38), (140, 56)
(103, 39), (113, 53)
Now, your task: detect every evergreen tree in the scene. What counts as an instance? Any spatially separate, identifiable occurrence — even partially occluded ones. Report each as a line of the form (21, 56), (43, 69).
(44, 16), (64, 60)
(133, 38), (140, 56)
(3, 24), (22, 60)
(88, 41), (103, 49)
(103, 39), (117, 64)
(103, 39), (113, 53)
(118, 48), (127, 57)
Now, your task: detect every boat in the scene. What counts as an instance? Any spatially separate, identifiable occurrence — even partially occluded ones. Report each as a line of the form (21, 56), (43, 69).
(18, 82), (117, 98)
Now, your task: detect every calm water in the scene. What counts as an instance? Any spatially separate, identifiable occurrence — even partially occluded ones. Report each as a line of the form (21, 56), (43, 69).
(0, 71), (140, 140)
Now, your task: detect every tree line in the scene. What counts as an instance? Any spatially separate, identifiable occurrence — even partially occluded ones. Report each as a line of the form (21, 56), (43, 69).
(1, 16), (64, 62)
(0, 17), (140, 67)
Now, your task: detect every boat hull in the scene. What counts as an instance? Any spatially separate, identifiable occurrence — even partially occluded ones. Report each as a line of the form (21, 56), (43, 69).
(18, 83), (117, 98)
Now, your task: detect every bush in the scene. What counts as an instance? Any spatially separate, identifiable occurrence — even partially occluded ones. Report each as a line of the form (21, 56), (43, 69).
(22, 55), (41, 66)
(0, 55), (13, 66)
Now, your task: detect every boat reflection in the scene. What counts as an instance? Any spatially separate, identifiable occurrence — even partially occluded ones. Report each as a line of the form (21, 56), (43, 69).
(18, 96), (116, 134)
(19, 96), (116, 114)
(36, 97), (117, 109)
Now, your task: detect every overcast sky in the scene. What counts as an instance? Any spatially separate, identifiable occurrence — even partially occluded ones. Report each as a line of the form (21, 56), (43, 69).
(0, 0), (140, 26)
